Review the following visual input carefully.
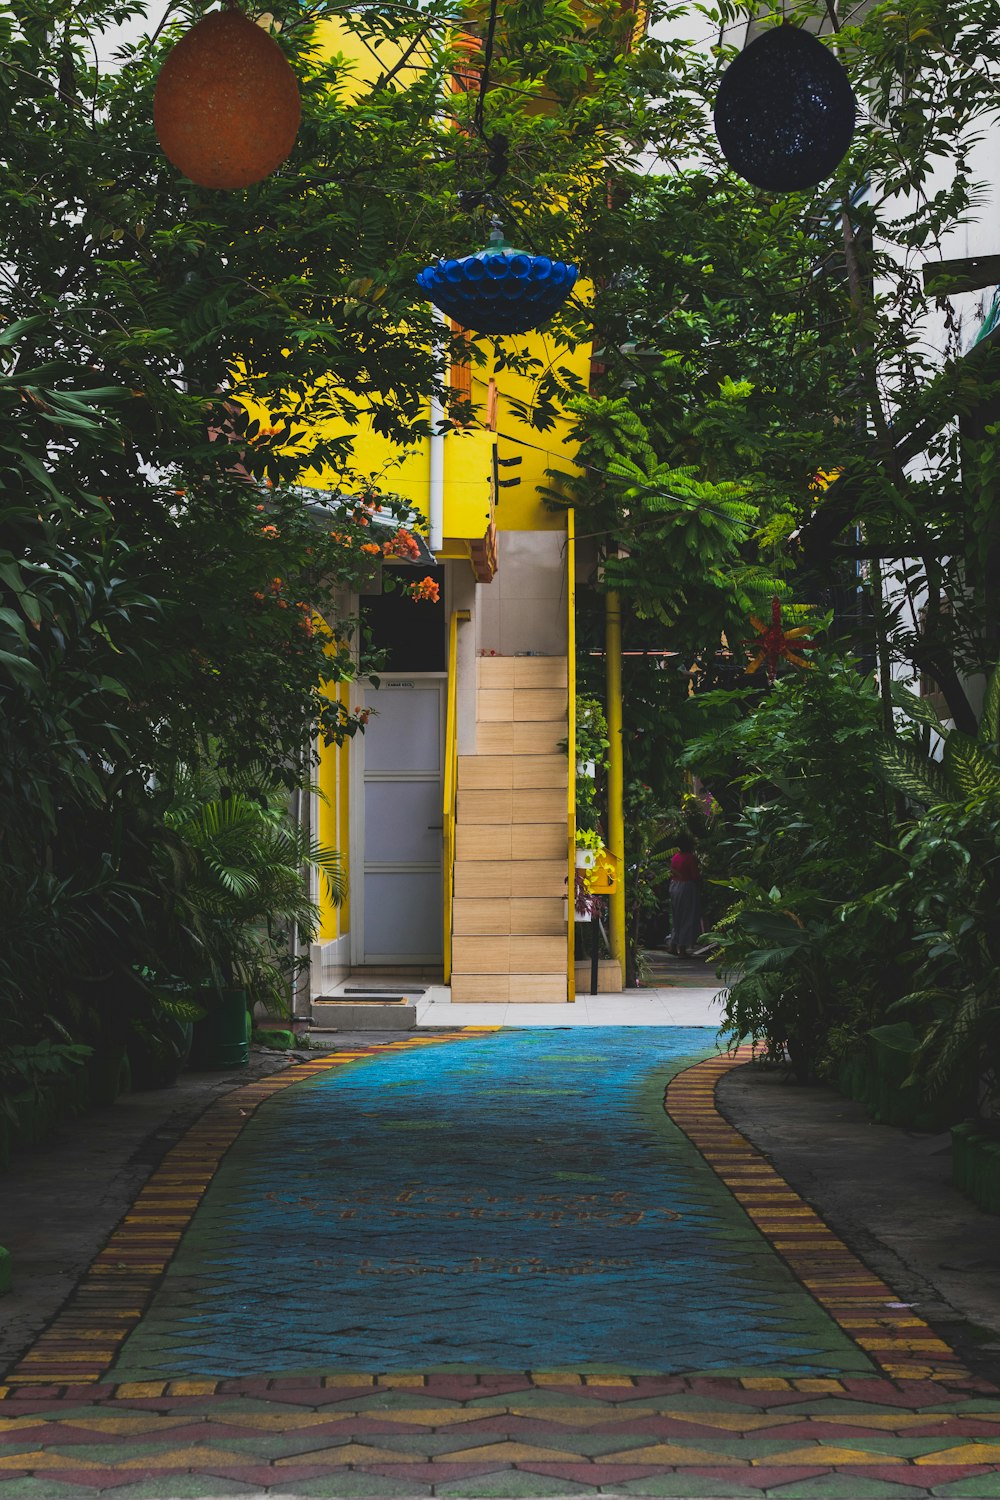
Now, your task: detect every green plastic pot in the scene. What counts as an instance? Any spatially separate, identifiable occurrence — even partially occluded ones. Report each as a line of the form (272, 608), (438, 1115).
(191, 987), (250, 1070)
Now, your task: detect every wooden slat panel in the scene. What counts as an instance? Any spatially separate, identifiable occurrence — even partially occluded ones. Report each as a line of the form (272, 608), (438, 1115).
(477, 722), (567, 755)
(453, 863), (566, 899)
(477, 657), (515, 689)
(451, 974), (509, 1002)
(454, 861), (514, 898)
(574, 959), (623, 994)
(512, 755), (568, 789)
(511, 787), (565, 824)
(510, 936), (565, 972)
(510, 898), (564, 936)
(456, 824), (512, 861)
(454, 898), (512, 936)
(478, 688), (514, 722)
(458, 755), (513, 789)
(512, 823), (565, 861)
(513, 657), (568, 688)
(458, 788), (513, 824)
(509, 974), (568, 1003)
(452, 936), (510, 973)
(513, 687), (566, 722)
(509, 859), (567, 897)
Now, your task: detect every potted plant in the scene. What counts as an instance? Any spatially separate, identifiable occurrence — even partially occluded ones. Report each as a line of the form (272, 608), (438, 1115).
(162, 765), (346, 1068)
(575, 826), (605, 871)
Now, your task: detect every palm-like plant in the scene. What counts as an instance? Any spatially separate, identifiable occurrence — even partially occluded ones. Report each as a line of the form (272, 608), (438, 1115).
(163, 764), (346, 1011)
(876, 667), (1000, 807)
(872, 665), (1000, 1116)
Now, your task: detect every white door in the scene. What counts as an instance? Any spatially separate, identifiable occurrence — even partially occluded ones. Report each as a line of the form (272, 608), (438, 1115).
(354, 675), (445, 966)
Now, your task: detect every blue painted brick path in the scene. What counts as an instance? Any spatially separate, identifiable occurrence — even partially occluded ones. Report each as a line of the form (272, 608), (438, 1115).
(109, 1028), (867, 1382)
(8, 1028), (1000, 1498)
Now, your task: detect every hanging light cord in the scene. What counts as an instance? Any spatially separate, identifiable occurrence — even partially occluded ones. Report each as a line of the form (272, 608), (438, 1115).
(472, 0), (501, 142)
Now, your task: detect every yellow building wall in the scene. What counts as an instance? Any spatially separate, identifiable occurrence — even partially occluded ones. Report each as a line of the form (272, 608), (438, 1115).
(246, 19), (592, 543)
(256, 15), (593, 963)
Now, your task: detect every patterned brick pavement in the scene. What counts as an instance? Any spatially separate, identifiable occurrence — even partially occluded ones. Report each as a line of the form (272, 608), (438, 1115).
(2, 1027), (1000, 1498)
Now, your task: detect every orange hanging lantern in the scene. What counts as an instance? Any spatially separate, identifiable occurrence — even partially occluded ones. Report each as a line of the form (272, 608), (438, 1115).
(154, 4), (301, 190)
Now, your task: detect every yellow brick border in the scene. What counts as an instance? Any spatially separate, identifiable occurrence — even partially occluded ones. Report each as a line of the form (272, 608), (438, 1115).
(2, 1030), (497, 1390)
(665, 1047), (975, 1384)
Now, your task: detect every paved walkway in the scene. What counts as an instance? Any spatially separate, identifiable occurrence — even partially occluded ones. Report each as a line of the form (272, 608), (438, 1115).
(414, 991), (725, 1029)
(3, 1028), (1000, 1498)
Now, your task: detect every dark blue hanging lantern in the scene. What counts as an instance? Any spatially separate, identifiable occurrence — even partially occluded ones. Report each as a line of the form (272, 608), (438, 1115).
(417, 219), (579, 335)
(714, 24), (856, 193)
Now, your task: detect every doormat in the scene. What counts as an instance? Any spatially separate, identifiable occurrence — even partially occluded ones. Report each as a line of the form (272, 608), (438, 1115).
(317, 994), (409, 1004)
(344, 985), (427, 995)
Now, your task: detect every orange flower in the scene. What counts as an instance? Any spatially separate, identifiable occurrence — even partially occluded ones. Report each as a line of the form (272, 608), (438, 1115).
(260, 524), (279, 538)
(383, 527), (421, 560)
(361, 541), (382, 556)
(406, 575), (440, 603)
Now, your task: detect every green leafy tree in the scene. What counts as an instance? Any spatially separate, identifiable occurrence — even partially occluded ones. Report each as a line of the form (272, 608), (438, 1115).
(0, 0), (663, 1062)
(682, 657), (898, 1079)
(562, 1), (1000, 729)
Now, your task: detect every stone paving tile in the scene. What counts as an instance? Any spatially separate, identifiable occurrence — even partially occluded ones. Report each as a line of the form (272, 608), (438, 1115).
(4, 1035), (1000, 1499)
(933, 1479), (1000, 1496)
(99, 1481), (257, 1499)
(616, 1479), (761, 1497)
(362, 1463), (511, 1485)
(767, 1481), (911, 1498)
(271, 1475), (432, 1497)
(0, 1482), (98, 1500)
(196, 1464), (338, 1488)
(434, 1473), (592, 1497)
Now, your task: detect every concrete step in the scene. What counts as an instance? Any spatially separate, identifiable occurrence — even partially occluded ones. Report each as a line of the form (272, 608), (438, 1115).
(451, 973), (568, 1003)
(457, 787), (566, 824)
(453, 897), (565, 937)
(453, 858), (566, 899)
(311, 998), (416, 1030)
(451, 934), (565, 975)
(477, 656), (568, 689)
(455, 822), (565, 862)
(457, 754), (568, 790)
(476, 721), (566, 756)
(478, 687), (567, 723)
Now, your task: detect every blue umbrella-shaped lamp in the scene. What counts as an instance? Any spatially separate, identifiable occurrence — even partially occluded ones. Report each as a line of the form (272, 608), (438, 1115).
(417, 219), (579, 335)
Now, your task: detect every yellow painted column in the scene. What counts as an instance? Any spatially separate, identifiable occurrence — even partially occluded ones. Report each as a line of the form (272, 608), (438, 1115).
(566, 511), (577, 1001)
(605, 589), (626, 972)
(442, 609), (470, 983)
(336, 679), (351, 938)
(315, 688), (341, 942)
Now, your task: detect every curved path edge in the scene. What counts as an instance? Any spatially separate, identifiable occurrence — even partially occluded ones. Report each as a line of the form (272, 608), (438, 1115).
(1, 1031), (498, 1394)
(3, 1034), (990, 1402)
(665, 1048), (982, 1389)
(3, 1035), (1000, 1500)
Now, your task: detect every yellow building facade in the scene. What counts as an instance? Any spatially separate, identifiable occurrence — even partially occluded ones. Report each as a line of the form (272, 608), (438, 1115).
(278, 19), (597, 1005)
(307, 335), (587, 1004)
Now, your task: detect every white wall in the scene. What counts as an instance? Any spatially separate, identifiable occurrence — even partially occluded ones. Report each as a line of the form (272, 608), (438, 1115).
(475, 532), (569, 659)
